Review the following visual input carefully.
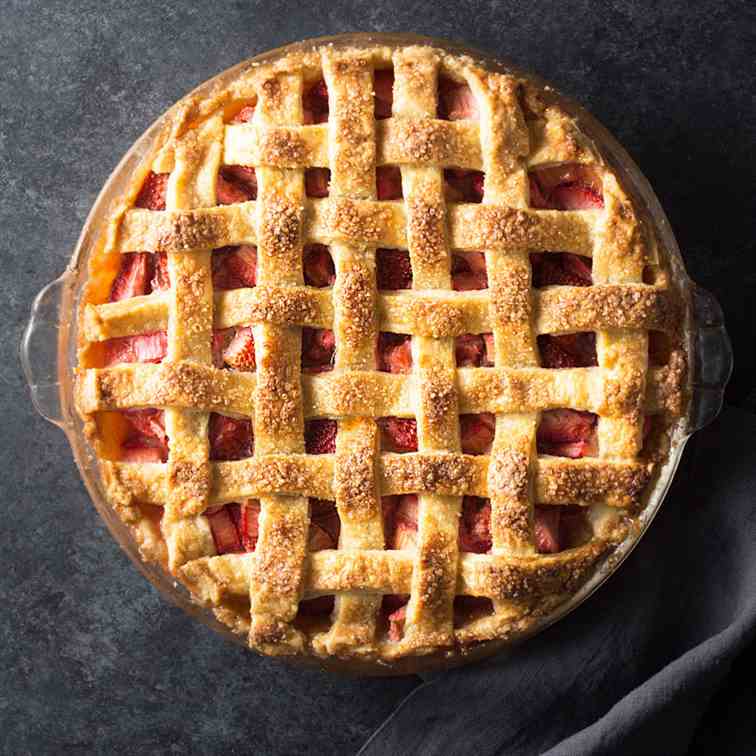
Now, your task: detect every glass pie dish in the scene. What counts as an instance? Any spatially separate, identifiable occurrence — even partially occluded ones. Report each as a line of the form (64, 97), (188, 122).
(21, 33), (732, 675)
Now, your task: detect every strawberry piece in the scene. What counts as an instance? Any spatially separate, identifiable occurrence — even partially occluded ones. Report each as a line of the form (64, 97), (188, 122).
(150, 252), (170, 291)
(534, 506), (561, 553)
(530, 252), (592, 288)
(460, 413), (495, 455)
(212, 245), (257, 290)
(104, 331), (168, 366)
(454, 333), (493, 367)
(216, 165), (257, 205)
(305, 419), (337, 454)
(303, 244), (336, 287)
(458, 496), (491, 553)
(374, 69), (394, 119)
(538, 332), (597, 368)
(222, 326), (256, 371)
(378, 417), (418, 453)
(376, 166), (403, 200)
(437, 76), (479, 121)
(537, 409), (598, 458)
(452, 252), (488, 291)
(110, 253), (151, 301)
(376, 248), (412, 290)
(305, 168), (330, 198)
(302, 328), (335, 372)
(207, 506), (244, 554)
(209, 413), (253, 461)
(211, 328), (234, 368)
(122, 409), (168, 462)
(382, 494), (419, 550)
(528, 164), (604, 210)
(230, 104), (256, 123)
(377, 332), (412, 373)
(135, 171), (168, 211)
(387, 604), (407, 641)
(240, 500), (260, 551)
(443, 169), (484, 203)
(308, 498), (340, 550)
(303, 79), (329, 124)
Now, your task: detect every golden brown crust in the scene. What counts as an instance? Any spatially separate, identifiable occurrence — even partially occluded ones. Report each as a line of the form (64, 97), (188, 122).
(76, 41), (688, 666)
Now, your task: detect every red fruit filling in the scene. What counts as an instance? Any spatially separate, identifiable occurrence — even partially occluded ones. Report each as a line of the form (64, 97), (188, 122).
(110, 252), (157, 301)
(121, 409), (168, 463)
(376, 248), (412, 290)
(534, 505), (590, 554)
(648, 331), (672, 366)
(386, 603), (407, 642)
(206, 500), (259, 555)
(444, 169), (484, 203)
(451, 251), (488, 291)
(308, 498), (340, 551)
(303, 79), (329, 124)
(528, 164), (604, 210)
(454, 333), (494, 367)
(382, 494), (419, 550)
(135, 171), (168, 211)
(209, 413), (253, 461)
(538, 333), (597, 368)
(305, 419), (337, 455)
(212, 245), (257, 289)
(374, 69), (394, 119)
(104, 331), (167, 367)
(305, 167), (330, 198)
(376, 166), (403, 200)
(151, 253), (170, 292)
(303, 244), (336, 287)
(530, 252), (592, 288)
(301, 328), (335, 373)
(460, 413), (495, 455)
(459, 496), (491, 553)
(216, 165), (257, 205)
(378, 417), (418, 453)
(537, 409), (598, 458)
(230, 104), (256, 124)
(220, 326), (256, 371)
(377, 333), (412, 373)
(437, 76), (479, 121)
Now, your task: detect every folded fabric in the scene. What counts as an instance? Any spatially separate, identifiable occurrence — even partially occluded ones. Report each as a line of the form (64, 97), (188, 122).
(361, 407), (756, 755)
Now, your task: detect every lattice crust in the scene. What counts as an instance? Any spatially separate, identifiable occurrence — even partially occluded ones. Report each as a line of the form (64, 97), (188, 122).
(77, 43), (688, 663)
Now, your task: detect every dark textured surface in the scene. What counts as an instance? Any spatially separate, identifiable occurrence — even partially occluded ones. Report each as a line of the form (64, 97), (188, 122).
(1, 1), (753, 753)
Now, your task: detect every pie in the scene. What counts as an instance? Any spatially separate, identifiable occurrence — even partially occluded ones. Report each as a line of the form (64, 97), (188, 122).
(75, 40), (688, 669)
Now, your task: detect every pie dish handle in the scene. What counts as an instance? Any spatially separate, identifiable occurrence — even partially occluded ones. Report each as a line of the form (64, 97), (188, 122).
(21, 272), (73, 429)
(688, 284), (733, 433)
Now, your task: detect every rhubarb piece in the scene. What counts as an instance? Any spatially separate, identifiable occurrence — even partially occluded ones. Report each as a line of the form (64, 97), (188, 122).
(305, 168), (330, 198)
(303, 79), (329, 124)
(103, 331), (167, 366)
(135, 171), (168, 211)
(530, 252), (592, 288)
(538, 332), (597, 368)
(374, 69), (394, 119)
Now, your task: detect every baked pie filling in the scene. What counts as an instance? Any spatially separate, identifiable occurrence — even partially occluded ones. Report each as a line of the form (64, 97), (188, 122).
(77, 43), (687, 665)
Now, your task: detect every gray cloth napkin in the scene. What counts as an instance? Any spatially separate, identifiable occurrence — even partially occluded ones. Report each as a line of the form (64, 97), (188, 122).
(361, 407), (756, 755)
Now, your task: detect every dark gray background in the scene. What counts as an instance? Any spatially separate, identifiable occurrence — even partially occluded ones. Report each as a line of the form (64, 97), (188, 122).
(2, 1), (754, 753)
